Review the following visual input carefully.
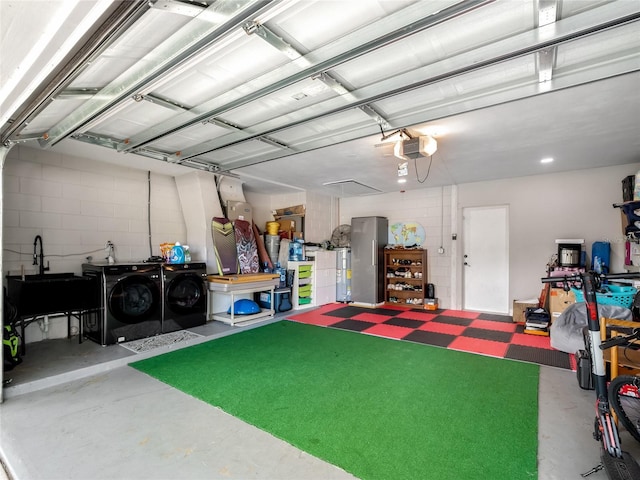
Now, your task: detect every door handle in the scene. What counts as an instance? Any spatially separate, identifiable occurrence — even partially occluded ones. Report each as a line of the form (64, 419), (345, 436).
(372, 240), (376, 265)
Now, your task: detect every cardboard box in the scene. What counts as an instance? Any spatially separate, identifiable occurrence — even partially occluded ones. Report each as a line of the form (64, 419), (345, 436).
(548, 288), (576, 321)
(274, 204), (305, 216)
(513, 299), (539, 323)
(278, 219), (296, 232)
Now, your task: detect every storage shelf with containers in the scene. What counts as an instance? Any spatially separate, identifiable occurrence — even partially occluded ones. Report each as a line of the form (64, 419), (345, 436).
(615, 198), (640, 272)
(289, 261), (314, 309)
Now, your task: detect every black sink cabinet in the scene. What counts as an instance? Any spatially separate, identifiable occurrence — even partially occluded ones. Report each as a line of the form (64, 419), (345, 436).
(5, 273), (99, 353)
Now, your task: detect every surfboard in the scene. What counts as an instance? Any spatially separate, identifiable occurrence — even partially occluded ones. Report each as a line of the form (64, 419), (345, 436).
(212, 217), (238, 275)
(252, 221), (273, 270)
(233, 218), (259, 274)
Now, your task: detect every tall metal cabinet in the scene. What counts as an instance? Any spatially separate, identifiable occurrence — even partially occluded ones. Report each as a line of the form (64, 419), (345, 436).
(350, 216), (388, 305)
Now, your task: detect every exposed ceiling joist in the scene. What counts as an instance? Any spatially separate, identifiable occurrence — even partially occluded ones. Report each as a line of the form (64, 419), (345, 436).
(176, 3), (640, 170)
(38, 0), (275, 147)
(117, 0), (492, 154)
(1, 0), (150, 144)
(2, 0), (638, 197)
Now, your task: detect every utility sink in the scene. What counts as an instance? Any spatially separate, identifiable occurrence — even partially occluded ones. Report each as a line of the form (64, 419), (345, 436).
(6, 273), (99, 318)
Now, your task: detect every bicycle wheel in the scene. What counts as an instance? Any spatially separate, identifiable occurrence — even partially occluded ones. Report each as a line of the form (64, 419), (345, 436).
(609, 375), (640, 443)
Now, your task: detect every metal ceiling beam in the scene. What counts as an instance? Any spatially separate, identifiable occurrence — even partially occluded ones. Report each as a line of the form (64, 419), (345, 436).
(150, 0), (209, 18)
(7, 133), (47, 144)
(120, 0), (493, 153)
(537, 47), (556, 83)
(204, 118), (243, 131)
(72, 132), (123, 150)
(257, 136), (291, 150)
(536, 0), (558, 27)
(243, 20), (306, 62)
(187, 71), (638, 175)
(39, 0), (276, 148)
(313, 72), (390, 127)
(245, 21), (393, 130)
(313, 72), (351, 97)
(71, 132), (218, 170)
(1, 0), (150, 144)
(358, 104), (389, 129)
(56, 88), (101, 99)
(535, 0), (558, 83)
(140, 93), (192, 113)
(175, 3), (640, 166)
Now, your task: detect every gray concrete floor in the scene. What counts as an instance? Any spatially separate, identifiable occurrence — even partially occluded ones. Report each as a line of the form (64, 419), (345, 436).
(1, 317), (640, 480)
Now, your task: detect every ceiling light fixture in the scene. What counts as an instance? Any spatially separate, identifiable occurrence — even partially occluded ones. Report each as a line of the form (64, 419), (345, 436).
(540, 157), (554, 164)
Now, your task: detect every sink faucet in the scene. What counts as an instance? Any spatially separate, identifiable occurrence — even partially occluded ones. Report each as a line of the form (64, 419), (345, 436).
(33, 235), (49, 276)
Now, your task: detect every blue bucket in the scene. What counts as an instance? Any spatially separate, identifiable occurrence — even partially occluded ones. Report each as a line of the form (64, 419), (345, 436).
(591, 241), (610, 273)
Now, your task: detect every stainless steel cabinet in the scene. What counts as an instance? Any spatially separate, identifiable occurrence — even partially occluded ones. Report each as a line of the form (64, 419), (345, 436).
(350, 216), (388, 305)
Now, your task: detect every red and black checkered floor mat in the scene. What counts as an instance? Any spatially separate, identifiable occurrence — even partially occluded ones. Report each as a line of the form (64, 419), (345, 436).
(288, 303), (576, 371)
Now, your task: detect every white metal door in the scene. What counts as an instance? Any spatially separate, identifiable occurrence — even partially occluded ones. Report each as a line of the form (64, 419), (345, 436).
(462, 206), (509, 313)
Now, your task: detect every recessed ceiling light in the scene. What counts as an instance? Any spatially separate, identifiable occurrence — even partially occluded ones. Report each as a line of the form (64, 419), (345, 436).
(540, 157), (554, 164)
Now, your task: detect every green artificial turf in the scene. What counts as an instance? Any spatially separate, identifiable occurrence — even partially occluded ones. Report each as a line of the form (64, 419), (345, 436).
(131, 321), (539, 479)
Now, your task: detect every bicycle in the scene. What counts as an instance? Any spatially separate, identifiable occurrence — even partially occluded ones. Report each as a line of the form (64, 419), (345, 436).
(541, 271), (640, 479)
(605, 328), (640, 444)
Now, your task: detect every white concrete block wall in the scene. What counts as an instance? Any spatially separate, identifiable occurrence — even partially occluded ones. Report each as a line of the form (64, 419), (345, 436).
(304, 191), (337, 243)
(457, 163), (640, 307)
(3, 146), (187, 343)
(339, 186), (453, 308)
(175, 171), (223, 271)
(244, 192), (274, 232)
(339, 164), (640, 312)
